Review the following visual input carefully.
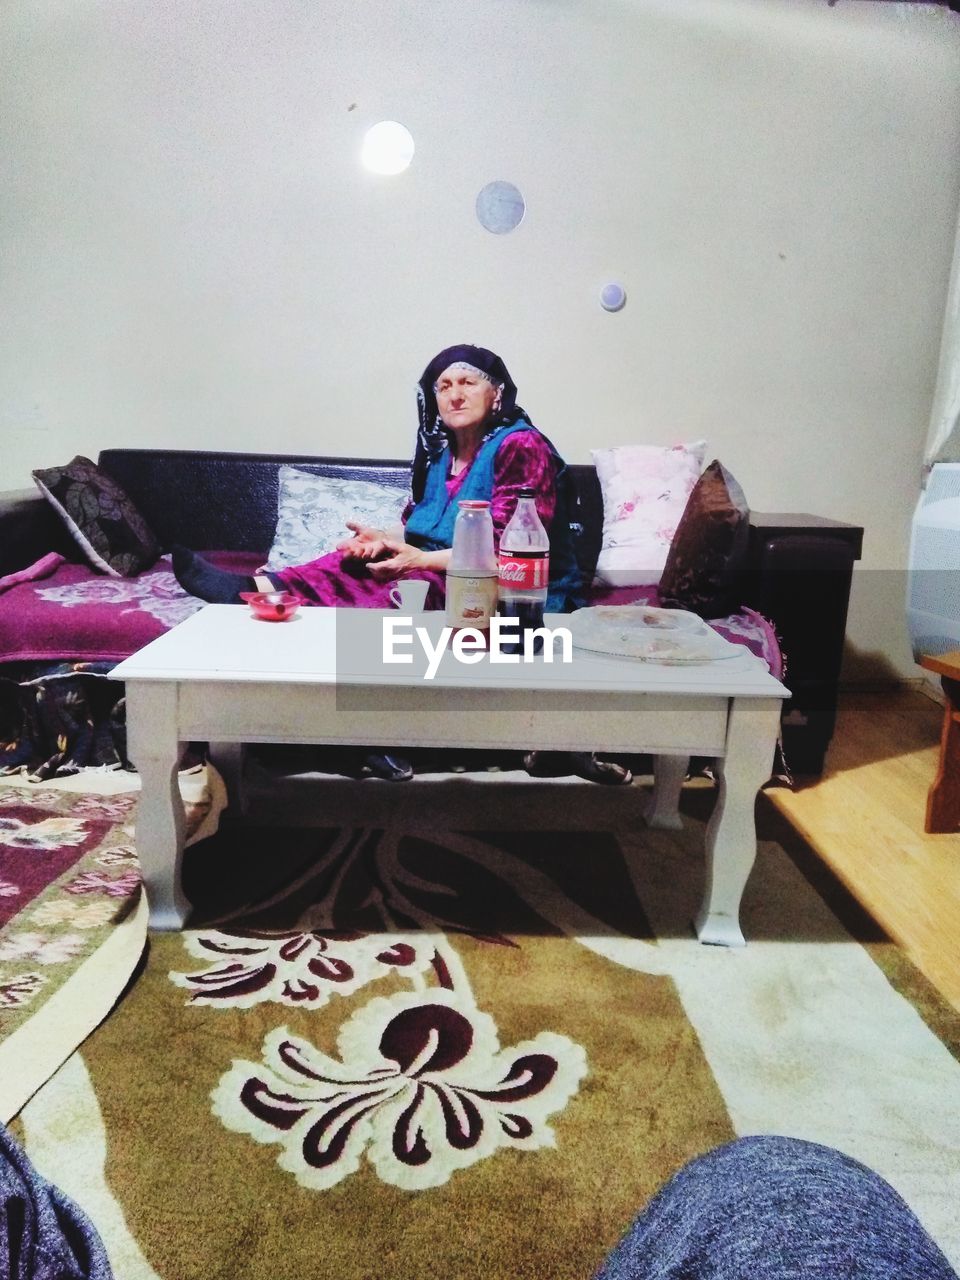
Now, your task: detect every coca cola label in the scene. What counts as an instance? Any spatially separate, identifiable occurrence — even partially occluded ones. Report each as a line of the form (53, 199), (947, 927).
(498, 553), (549, 592)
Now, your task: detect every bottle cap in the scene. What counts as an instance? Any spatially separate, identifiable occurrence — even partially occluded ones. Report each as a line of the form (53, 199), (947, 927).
(518, 487), (536, 498)
(458, 500), (490, 509)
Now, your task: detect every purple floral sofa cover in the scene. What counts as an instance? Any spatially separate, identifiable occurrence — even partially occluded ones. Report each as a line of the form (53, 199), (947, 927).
(0, 555), (782, 672)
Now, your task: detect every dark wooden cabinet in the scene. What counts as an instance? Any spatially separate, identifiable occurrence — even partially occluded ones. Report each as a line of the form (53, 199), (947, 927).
(745, 514), (864, 775)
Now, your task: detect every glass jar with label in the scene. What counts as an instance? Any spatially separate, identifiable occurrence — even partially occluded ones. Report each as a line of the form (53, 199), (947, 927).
(445, 500), (498, 632)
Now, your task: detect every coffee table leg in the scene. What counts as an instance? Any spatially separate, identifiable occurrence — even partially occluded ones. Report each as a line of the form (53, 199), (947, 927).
(646, 754), (689, 829)
(695, 697), (782, 947)
(125, 682), (189, 930)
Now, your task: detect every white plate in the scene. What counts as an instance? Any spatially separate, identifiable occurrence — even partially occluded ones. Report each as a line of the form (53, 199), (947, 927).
(572, 605), (704, 633)
(567, 605), (740, 663)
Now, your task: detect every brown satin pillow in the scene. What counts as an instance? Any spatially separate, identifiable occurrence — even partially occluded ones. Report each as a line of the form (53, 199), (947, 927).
(658, 459), (749, 618)
(32, 455), (161, 578)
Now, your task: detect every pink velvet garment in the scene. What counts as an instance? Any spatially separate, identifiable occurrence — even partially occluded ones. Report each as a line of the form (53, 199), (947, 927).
(0, 552), (65, 595)
(479, 430), (557, 545)
(273, 431), (557, 606)
(273, 550), (446, 609)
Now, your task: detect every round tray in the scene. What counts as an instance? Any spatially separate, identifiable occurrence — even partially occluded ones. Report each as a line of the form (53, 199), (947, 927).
(567, 605), (738, 663)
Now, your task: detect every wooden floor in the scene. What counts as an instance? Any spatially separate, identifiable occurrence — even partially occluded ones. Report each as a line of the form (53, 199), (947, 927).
(766, 684), (960, 1014)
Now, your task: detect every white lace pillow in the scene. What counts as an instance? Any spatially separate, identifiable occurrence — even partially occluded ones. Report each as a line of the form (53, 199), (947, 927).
(265, 468), (409, 571)
(591, 441), (707, 587)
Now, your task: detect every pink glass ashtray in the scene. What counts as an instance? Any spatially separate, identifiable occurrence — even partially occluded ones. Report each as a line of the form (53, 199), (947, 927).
(239, 591), (301, 622)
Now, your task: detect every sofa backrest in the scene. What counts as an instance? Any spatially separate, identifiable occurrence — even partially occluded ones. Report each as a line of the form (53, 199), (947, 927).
(97, 448), (604, 578)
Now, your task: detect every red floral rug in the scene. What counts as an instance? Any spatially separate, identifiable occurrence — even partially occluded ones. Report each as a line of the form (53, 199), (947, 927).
(0, 768), (222, 1120)
(0, 783), (144, 1119)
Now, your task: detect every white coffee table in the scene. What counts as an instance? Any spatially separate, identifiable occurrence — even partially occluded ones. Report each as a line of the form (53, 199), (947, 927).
(110, 605), (787, 944)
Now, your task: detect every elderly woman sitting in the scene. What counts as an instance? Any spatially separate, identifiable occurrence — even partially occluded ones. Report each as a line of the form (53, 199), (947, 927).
(173, 343), (627, 784)
(173, 343), (580, 612)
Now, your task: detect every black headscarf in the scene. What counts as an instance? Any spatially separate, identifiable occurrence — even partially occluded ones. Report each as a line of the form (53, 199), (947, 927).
(411, 344), (532, 503)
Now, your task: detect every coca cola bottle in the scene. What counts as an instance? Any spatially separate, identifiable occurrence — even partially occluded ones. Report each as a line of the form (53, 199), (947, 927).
(445, 500), (498, 633)
(498, 487), (549, 654)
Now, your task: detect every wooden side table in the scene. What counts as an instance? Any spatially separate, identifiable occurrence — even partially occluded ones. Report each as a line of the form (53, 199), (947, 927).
(919, 650), (960, 832)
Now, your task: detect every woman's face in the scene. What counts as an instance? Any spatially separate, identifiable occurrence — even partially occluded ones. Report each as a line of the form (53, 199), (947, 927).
(435, 365), (499, 436)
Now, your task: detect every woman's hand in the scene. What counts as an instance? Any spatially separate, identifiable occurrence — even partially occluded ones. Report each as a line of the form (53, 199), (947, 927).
(337, 521), (389, 561)
(367, 541), (450, 582)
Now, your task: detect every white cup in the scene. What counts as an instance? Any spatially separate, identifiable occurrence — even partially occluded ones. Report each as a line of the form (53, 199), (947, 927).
(389, 579), (430, 612)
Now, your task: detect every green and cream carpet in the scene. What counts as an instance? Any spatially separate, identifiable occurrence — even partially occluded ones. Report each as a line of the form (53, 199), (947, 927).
(4, 773), (960, 1279)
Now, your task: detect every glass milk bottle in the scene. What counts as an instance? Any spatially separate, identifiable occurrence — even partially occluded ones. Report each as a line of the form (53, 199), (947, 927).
(445, 500), (498, 633)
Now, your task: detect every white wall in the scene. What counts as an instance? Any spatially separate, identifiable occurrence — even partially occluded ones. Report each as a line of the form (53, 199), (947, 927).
(3, 0), (960, 678)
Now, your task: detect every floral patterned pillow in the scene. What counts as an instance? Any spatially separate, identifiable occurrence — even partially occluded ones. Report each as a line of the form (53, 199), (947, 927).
(265, 468), (409, 571)
(32, 456), (161, 578)
(591, 441), (707, 586)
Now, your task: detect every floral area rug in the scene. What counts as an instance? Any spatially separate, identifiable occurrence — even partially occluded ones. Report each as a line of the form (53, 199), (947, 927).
(0, 767), (224, 1120)
(9, 788), (960, 1280)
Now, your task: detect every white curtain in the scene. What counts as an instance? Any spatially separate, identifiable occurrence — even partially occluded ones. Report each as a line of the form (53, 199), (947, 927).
(924, 196), (960, 471)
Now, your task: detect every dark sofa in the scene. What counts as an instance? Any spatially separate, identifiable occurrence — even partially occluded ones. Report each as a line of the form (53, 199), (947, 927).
(0, 447), (863, 774)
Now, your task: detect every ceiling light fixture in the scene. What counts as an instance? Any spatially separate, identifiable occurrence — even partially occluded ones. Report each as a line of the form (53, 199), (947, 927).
(361, 121), (415, 175)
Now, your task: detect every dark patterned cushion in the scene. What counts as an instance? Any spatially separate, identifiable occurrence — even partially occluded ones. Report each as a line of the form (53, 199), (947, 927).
(658, 459), (749, 618)
(32, 456), (161, 578)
